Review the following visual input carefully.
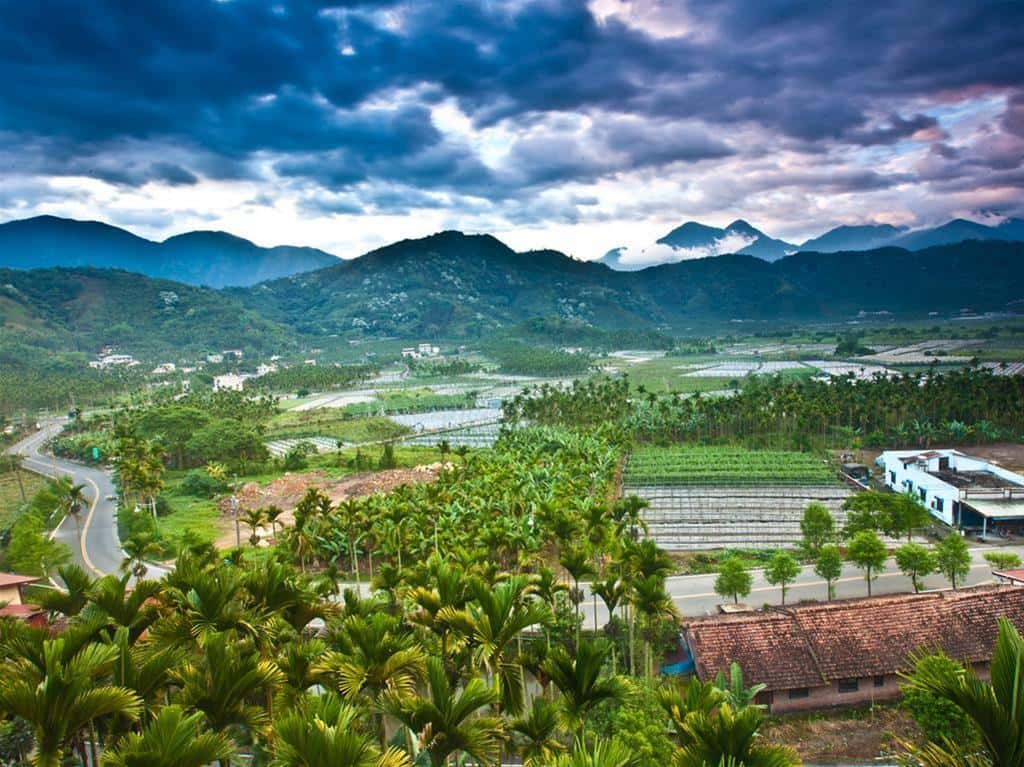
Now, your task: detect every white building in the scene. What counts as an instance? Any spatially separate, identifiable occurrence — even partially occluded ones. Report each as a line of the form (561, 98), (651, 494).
(206, 353), (224, 364)
(417, 343), (440, 357)
(880, 449), (1024, 535)
(89, 354), (138, 369)
(151, 362), (176, 376)
(256, 363), (278, 377)
(213, 373), (247, 392)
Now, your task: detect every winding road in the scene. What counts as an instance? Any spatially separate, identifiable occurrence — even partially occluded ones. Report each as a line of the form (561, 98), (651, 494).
(6, 421), (168, 579)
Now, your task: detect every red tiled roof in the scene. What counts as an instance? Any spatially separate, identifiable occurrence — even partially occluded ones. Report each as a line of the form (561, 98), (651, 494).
(0, 573), (40, 588)
(0, 603), (44, 619)
(683, 586), (1024, 691)
(994, 570), (1024, 582)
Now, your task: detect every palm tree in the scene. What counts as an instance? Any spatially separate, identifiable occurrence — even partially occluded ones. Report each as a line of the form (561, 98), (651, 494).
(0, 637), (142, 767)
(316, 612), (425, 742)
(101, 705), (235, 767)
(33, 563), (93, 618)
(264, 504), (285, 539)
(674, 703), (800, 767)
(439, 576), (551, 715)
(83, 573), (161, 642)
(549, 738), (636, 767)
(542, 639), (626, 739)
(509, 698), (567, 767)
(382, 658), (504, 767)
(630, 575), (677, 677)
(61, 481), (89, 549)
(172, 632), (284, 762)
(902, 617), (1024, 767)
(242, 507), (266, 547)
(270, 692), (410, 767)
(121, 532), (162, 578)
(559, 547), (595, 645)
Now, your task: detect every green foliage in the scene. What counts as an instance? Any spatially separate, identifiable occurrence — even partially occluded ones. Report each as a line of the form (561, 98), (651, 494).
(894, 543), (937, 593)
(625, 447), (834, 486)
(714, 557), (752, 605)
(799, 502), (835, 555)
(179, 470), (228, 499)
(984, 551), (1022, 571)
(764, 551), (801, 604)
(487, 341), (592, 376)
(935, 534), (971, 589)
(246, 363), (374, 394)
(590, 680), (676, 767)
(509, 368), (1024, 451)
(901, 653), (977, 746)
(511, 317), (675, 352)
(847, 530), (888, 596)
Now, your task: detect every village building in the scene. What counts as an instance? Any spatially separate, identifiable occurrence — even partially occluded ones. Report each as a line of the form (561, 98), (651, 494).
(684, 586), (1024, 714)
(880, 449), (1024, 535)
(88, 353), (138, 369)
(0, 573), (46, 626)
(151, 362), (176, 375)
(212, 372), (247, 392)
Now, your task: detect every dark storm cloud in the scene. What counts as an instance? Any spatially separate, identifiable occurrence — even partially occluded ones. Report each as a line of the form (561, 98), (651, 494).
(0, 0), (1021, 210)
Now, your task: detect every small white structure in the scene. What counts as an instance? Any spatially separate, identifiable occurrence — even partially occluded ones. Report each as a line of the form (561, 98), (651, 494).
(206, 353), (224, 364)
(151, 362), (176, 376)
(880, 449), (1024, 534)
(401, 347), (419, 359)
(213, 373), (247, 392)
(89, 353), (138, 369)
(417, 343), (440, 357)
(222, 349), (244, 359)
(256, 363), (278, 377)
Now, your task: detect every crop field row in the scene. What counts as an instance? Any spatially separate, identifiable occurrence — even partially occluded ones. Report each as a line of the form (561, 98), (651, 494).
(624, 446), (836, 486)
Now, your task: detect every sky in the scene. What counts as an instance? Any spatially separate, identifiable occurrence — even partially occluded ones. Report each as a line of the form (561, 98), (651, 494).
(0, 0), (1022, 261)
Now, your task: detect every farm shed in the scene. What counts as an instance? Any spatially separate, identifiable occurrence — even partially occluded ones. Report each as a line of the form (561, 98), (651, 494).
(683, 586), (1024, 713)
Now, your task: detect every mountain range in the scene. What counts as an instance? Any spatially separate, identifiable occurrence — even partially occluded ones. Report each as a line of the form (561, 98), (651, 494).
(0, 215), (338, 288)
(600, 216), (1024, 270)
(0, 217), (1022, 359)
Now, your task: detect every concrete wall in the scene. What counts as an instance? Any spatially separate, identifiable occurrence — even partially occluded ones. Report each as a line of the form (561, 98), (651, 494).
(881, 451), (959, 526)
(0, 584), (24, 605)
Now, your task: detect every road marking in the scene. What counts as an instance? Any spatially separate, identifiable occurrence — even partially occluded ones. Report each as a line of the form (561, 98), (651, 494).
(19, 453), (103, 576)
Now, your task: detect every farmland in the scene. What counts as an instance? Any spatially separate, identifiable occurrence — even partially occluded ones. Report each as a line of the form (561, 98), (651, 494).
(624, 447), (850, 550)
(624, 446), (836, 486)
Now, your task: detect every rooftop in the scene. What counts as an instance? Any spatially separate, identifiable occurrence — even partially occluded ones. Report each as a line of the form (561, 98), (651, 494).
(0, 573), (40, 588)
(684, 586), (1024, 691)
(929, 469), (1022, 490)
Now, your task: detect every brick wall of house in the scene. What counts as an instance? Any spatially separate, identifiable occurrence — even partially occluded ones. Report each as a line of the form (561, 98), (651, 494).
(767, 673), (902, 714)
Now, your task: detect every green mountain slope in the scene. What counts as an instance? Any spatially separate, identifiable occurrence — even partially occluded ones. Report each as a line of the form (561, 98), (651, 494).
(240, 233), (1024, 335)
(0, 267), (298, 357)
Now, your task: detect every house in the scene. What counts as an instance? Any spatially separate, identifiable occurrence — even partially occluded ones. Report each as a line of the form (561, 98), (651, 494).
(151, 362), (176, 376)
(256, 363), (278, 377)
(417, 343), (440, 357)
(0, 573), (46, 626)
(213, 373), (247, 392)
(684, 586), (1024, 714)
(880, 449), (1024, 535)
(89, 353), (137, 369)
(401, 347), (419, 359)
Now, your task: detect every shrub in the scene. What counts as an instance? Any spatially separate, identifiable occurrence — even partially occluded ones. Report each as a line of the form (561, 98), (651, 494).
(180, 470), (228, 498)
(902, 653), (976, 745)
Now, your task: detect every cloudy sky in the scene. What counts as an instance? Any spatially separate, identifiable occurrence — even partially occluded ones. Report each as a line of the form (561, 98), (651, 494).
(1, 0), (1022, 260)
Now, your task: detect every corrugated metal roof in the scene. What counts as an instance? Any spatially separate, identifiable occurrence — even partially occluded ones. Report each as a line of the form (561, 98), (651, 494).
(964, 499), (1024, 519)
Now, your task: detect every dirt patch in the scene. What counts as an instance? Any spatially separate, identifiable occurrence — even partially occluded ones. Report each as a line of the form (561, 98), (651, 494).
(214, 465), (443, 547)
(761, 704), (919, 764)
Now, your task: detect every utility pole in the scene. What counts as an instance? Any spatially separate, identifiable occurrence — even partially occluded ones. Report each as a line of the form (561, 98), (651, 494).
(230, 495), (241, 548)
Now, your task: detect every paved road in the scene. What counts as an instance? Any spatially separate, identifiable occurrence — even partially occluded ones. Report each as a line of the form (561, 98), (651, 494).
(577, 544), (1024, 629)
(6, 421), (168, 579)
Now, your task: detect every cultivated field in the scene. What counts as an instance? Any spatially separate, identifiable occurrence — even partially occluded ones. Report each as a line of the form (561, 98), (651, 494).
(624, 447), (851, 550)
